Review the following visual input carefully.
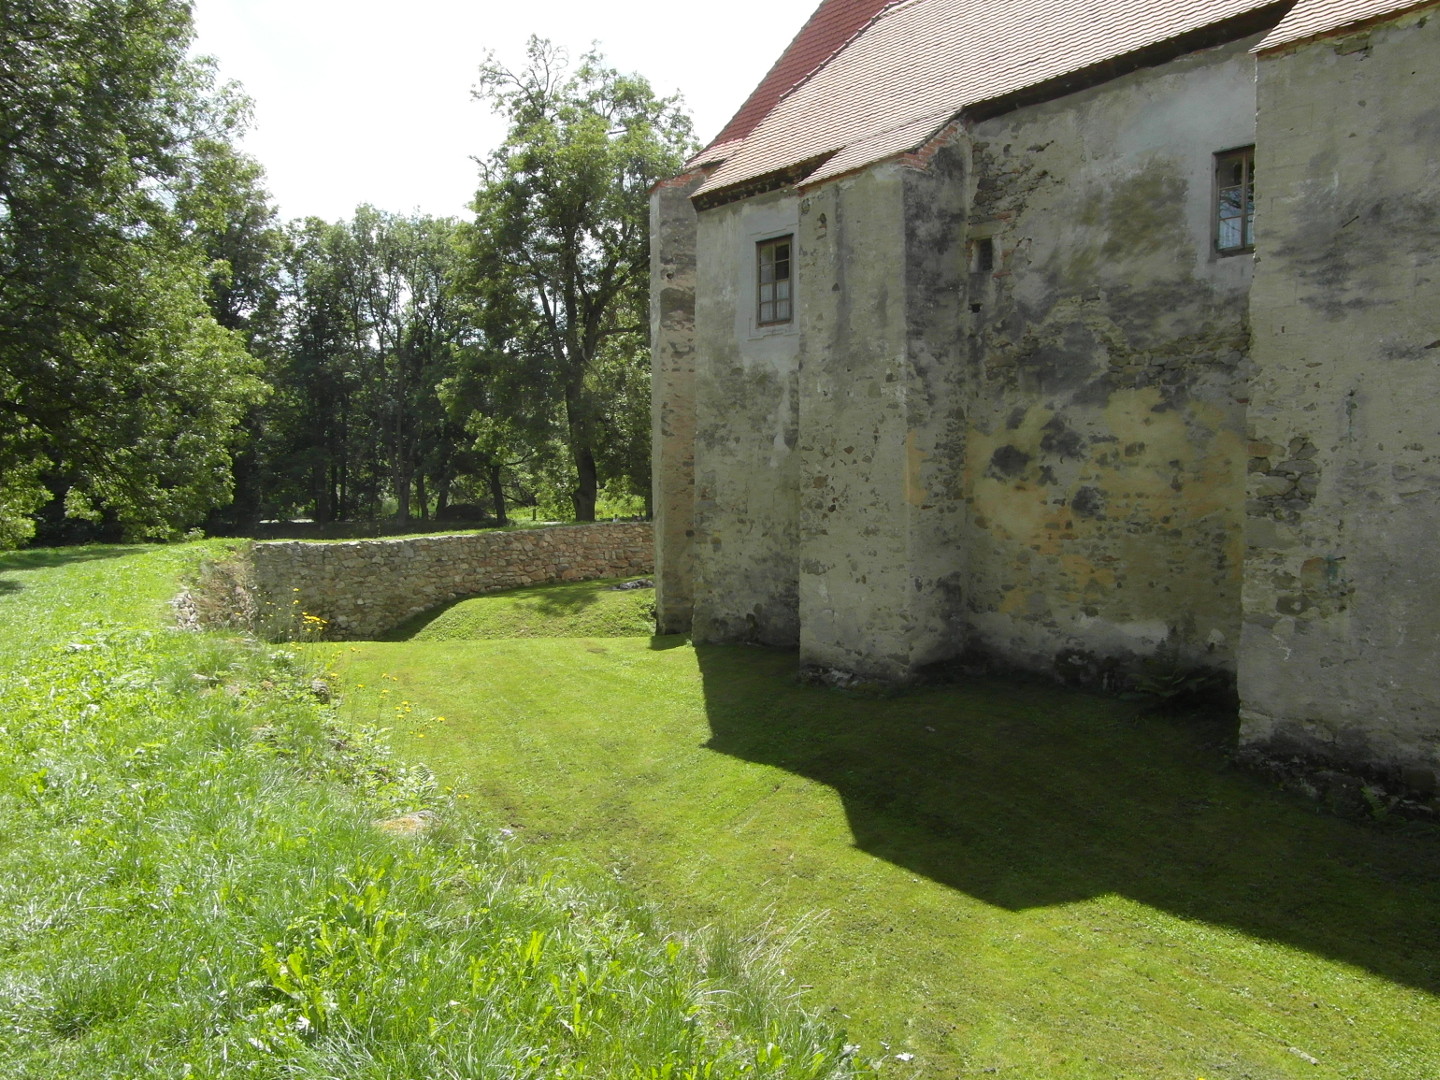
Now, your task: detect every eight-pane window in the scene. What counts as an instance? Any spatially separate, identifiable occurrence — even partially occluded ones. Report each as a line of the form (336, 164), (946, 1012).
(1215, 147), (1255, 253)
(757, 236), (793, 325)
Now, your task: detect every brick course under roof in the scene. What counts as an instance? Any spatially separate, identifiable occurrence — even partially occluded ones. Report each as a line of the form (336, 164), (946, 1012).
(691, 0), (1425, 203)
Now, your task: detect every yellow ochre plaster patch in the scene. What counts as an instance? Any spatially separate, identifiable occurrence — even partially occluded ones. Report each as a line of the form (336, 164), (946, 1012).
(904, 429), (928, 507)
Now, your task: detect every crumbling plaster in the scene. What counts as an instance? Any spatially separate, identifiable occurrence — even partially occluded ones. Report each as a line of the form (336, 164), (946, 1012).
(651, 171), (705, 635)
(958, 38), (1259, 681)
(796, 156), (969, 678)
(689, 188), (803, 646)
(673, 38), (1264, 682)
(1241, 9), (1440, 771)
(651, 7), (1440, 775)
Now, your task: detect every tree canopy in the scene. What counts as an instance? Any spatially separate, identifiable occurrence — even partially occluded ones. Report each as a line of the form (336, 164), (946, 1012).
(0, 17), (693, 544)
(465, 39), (693, 521)
(0, 0), (265, 545)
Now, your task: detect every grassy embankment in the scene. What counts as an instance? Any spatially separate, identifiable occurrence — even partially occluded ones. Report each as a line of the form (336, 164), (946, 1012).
(383, 577), (658, 641)
(0, 545), (869, 1079)
(331, 580), (1440, 1080)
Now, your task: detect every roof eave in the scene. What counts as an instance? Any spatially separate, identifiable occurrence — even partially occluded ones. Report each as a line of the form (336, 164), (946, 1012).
(690, 152), (839, 212)
(1254, 0), (1439, 54)
(965, 0), (1294, 123)
(691, 0), (1296, 212)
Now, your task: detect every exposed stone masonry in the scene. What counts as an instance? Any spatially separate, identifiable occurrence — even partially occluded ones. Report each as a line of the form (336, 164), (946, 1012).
(1247, 436), (1319, 522)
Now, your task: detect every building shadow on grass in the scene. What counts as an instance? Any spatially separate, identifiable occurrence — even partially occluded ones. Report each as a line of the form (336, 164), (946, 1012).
(694, 644), (1440, 994)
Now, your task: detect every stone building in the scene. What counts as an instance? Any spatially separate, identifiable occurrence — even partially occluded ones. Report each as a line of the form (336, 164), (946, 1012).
(651, 0), (1440, 777)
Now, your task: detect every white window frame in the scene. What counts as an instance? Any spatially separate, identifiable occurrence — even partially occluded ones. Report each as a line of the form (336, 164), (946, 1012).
(1214, 146), (1255, 255)
(756, 234), (794, 326)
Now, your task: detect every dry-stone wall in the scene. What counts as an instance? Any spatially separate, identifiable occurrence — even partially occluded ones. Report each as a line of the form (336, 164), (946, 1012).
(248, 523), (652, 639)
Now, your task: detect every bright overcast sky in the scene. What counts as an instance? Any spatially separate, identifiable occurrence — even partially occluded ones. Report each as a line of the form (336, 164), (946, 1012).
(190, 0), (821, 223)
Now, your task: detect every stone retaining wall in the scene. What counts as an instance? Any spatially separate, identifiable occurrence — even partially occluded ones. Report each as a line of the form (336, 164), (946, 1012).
(244, 523), (653, 640)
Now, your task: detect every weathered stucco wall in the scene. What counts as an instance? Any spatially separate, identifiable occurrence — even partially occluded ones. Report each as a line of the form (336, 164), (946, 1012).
(243, 524), (653, 639)
(900, 138), (974, 672)
(680, 39), (1263, 683)
(655, 7), (1440, 778)
(690, 188), (803, 646)
(1240, 10), (1440, 772)
(797, 165), (919, 675)
(651, 172), (704, 635)
(796, 143), (970, 679)
(958, 39), (1258, 681)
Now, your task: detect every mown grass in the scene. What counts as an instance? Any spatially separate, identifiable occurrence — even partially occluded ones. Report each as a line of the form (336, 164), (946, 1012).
(0, 546), (870, 1079)
(384, 577), (656, 641)
(330, 624), (1440, 1080)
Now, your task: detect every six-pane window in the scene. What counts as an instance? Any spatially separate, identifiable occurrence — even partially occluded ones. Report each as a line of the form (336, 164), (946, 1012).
(757, 236), (793, 325)
(1215, 147), (1255, 253)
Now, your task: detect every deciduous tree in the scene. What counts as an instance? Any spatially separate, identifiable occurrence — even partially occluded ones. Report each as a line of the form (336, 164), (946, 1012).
(256, 210), (472, 525)
(466, 39), (692, 521)
(0, 0), (265, 544)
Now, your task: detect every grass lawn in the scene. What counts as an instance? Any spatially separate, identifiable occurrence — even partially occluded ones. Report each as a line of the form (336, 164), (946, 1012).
(383, 576), (656, 641)
(328, 595), (1440, 1080)
(0, 547), (864, 1079)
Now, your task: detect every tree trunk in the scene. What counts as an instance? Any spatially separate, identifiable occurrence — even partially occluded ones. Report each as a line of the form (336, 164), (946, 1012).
(313, 462), (333, 524)
(571, 444), (598, 522)
(488, 462), (508, 527)
(564, 374), (598, 521)
(393, 427), (412, 524)
(395, 473), (411, 525)
(335, 396), (350, 520)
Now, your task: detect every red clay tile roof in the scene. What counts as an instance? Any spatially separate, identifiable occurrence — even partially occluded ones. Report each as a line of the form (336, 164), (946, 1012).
(702, 0), (901, 153)
(695, 0), (1290, 200)
(1255, 0), (1435, 50)
(691, 0), (1425, 204)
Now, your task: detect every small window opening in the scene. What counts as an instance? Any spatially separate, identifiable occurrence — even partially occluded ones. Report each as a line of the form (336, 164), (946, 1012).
(974, 236), (995, 273)
(1215, 147), (1255, 253)
(757, 236), (793, 325)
